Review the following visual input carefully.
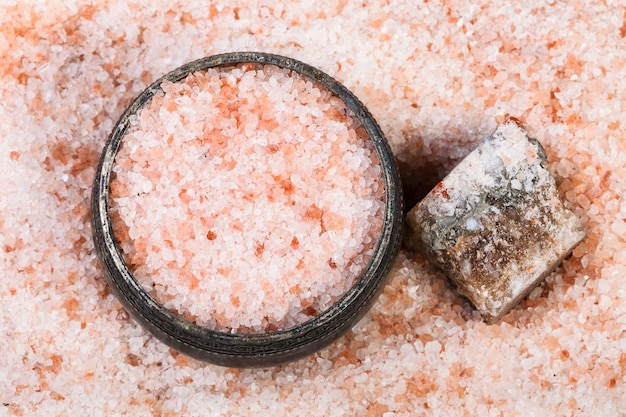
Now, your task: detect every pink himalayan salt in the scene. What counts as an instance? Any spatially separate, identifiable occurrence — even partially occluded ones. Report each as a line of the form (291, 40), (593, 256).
(110, 64), (385, 334)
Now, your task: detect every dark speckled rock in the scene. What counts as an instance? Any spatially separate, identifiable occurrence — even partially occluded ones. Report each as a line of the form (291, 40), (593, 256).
(406, 118), (585, 323)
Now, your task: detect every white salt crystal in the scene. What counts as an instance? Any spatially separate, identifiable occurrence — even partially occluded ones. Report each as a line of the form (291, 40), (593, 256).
(510, 178), (522, 190)
(465, 217), (482, 231)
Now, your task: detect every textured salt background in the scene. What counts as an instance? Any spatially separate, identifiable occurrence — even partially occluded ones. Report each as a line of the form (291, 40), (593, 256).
(0, 0), (624, 415)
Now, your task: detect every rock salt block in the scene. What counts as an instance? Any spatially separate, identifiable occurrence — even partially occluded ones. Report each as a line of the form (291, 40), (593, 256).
(405, 118), (586, 323)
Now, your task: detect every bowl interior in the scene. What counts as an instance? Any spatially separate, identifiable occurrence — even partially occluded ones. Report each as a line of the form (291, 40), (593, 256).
(91, 52), (404, 367)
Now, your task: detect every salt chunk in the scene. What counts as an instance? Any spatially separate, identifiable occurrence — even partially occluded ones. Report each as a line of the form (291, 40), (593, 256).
(405, 118), (586, 323)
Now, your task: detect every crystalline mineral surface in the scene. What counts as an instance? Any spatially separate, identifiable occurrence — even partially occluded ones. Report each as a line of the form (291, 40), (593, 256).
(406, 119), (586, 323)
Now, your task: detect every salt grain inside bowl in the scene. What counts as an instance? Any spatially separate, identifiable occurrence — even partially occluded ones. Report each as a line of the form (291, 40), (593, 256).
(108, 59), (386, 335)
(93, 53), (403, 366)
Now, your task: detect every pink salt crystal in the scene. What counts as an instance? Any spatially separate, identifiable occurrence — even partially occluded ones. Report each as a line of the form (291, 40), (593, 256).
(110, 64), (385, 334)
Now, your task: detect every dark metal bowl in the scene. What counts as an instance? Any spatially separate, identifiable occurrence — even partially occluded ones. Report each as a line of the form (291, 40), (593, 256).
(91, 52), (404, 367)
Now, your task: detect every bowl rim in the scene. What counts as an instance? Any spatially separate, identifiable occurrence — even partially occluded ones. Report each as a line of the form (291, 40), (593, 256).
(91, 51), (404, 367)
